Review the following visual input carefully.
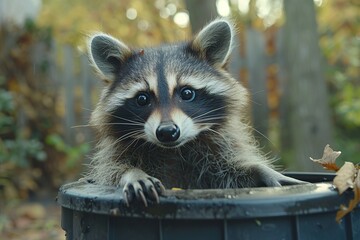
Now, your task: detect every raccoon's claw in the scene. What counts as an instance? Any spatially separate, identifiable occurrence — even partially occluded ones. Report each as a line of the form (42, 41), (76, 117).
(149, 185), (159, 204)
(123, 190), (129, 207)
(137, 188), (148, 207)
(154, 180), (166, 195)
(122, 176), (165, 207)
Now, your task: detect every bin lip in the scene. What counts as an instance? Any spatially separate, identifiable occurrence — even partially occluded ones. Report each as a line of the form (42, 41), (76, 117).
(57, 172), (356, 219)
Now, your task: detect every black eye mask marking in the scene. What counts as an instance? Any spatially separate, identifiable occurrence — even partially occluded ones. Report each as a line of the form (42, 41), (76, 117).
(105, 45), (229, 143)
(177, 88), (227, 126)
(109, 94), (154, 141)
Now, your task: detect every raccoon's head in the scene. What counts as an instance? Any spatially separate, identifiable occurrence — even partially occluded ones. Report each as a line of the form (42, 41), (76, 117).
(88, 19), (247, 148)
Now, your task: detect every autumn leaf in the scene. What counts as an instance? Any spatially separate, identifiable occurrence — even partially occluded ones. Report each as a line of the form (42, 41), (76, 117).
(310, 144), (360, 222)
(336, 169), (360, 222)
(310, 144), (341, 171)
(333, 162), (357, 194)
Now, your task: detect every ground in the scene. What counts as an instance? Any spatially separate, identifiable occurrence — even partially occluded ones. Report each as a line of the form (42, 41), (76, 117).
(0, 200), (64, 240)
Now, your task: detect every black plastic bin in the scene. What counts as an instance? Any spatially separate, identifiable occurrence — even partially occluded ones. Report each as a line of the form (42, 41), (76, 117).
(58, 173), (360, 240)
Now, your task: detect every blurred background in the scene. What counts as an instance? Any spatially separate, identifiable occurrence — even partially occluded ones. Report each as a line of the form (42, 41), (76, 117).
(0, 0), (358, 239)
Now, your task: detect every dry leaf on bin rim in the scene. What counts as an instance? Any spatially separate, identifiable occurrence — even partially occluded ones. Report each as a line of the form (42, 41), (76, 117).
(310, 144), (341, 171)
(333, 162), (357, 194)
(310, 144), (360, 222)
(336, 169), (360, 222)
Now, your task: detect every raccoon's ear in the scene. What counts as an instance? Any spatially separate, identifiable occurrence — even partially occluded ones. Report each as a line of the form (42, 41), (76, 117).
(190, 19), (234, 67)
(88, 33), (132, 83)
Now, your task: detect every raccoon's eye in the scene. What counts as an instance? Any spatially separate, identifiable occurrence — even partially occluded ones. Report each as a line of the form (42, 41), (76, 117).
(180, 87), (196, 101)
(136, 93), (150, 106)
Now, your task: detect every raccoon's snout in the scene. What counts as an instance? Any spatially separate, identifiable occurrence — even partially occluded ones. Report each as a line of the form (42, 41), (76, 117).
(156, 123), (180, 143)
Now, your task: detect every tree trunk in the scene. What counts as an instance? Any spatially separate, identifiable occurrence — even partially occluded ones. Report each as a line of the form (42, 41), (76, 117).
(246, 28), (269, 142)
(282, 0), (333, 171)
(0, 0), (41, 27)
(184, 0), (217, 33)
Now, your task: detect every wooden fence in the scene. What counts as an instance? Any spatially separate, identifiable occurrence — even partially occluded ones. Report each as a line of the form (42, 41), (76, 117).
(50, 44), (101, 145)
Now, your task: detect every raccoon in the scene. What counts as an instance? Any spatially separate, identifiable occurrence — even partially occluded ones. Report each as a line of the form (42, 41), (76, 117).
(86, 19), (303, 206)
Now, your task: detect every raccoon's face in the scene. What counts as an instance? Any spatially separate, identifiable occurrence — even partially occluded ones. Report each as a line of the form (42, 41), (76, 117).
(89, 20), (241, 148)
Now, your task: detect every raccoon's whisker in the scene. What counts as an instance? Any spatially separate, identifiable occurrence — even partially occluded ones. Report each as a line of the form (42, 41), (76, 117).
(180, 106), (227, 131)
(104, 129), (144, 146)
(120, 138), (139, 155)
(112, 122), (144, 126)
(73, 122), (144, 129)
(132, 138), (153, 153)
(72, 124), (92, 129)
(179, 143), (194, 158)
(191, 106), (227, 120)
(194, 116), (226, 123)
(248, 125), (275, 146)
(106, 134), (132, 149)
(180, 105), (212, 124)
(206, 128), (231, 145)
(110, 133), (144, 161)
(111, 130), (144, 145)
(84, 138), (100, 145)
(105, 112), (145, 125)
(115, 138), (140, 162)
(176, 147), (187, 162)
(122, 108), (146, 123)
(81, 107), (94, 112)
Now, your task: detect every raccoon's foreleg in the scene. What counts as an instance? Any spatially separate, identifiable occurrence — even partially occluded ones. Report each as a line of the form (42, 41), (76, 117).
(251, 164), (306, 187)
(120, 168), (165, 207)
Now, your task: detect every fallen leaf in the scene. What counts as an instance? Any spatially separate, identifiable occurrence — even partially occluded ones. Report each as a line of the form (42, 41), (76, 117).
(333, 162), (357, 194)
(336, 169), (360, 222)
(335, 204), (348, 223)
(310, 144), (341, 171)
(16, 203), (46, 220)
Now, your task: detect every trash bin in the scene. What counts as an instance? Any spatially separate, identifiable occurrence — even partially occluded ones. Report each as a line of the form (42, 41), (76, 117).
(58, 173), (359, 240)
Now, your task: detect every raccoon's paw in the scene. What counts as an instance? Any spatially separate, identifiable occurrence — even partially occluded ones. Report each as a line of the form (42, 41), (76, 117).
(120, 170), (165, 207)
(255, 166), (307, 187)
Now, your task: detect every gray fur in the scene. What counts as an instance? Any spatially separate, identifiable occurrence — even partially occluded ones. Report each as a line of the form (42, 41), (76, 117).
(192, 19), (234, 67)
(88, 33), (131, 82)
(85, 19), (304, 206)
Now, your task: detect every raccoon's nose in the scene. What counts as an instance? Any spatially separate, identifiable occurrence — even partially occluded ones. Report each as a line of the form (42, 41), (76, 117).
(156, 123), (180, 143)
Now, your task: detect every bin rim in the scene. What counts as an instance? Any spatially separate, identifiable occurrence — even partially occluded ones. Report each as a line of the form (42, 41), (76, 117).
(57, 172), (356, 219)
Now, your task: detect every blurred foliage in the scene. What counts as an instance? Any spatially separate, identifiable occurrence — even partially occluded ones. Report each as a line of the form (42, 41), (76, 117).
(317, 0), (360, 161)
(0, 77), (45, 200)
(318, 1), (360, 126)
(0, 81), (46, 164)
(231, 0), (359, 164)
(38, 0), (190, 47)
(0, 21), (88, 201)
(46, 134), (89, 169)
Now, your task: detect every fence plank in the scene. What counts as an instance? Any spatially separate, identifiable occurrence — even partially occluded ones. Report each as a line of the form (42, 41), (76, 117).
(276, 28), (292, 152)
(63, 45), (75, 144)
(246, 28), (269, 141)
(80, 54), (93, 142)
(283, 0), (333, 171)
